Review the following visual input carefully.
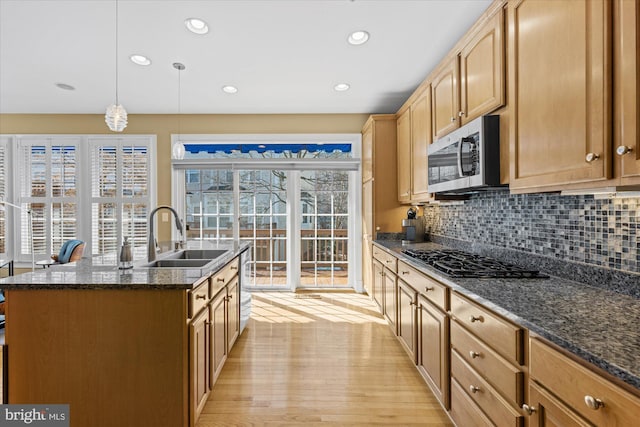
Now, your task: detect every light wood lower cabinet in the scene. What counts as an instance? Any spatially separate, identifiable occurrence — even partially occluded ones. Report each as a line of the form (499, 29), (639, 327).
(383, 269), (397, 333)
(450, 377), (494, 427)
(397, 279), (417, 362)
(525, 337), (640, 427)
(210, 288), (228, 385)
(372, 259), (384, 311)
(227, 276), (240, 350)
(417, 294), (449, 409)
(189, 307), (210, 423)
(526, 382), (592, 427)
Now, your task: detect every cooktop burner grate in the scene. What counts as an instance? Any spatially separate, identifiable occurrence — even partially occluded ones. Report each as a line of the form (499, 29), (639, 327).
(401, 248), (548, 279)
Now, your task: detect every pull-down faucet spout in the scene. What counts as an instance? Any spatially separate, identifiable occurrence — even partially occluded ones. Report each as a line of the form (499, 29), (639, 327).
(148, 205), (185, 262)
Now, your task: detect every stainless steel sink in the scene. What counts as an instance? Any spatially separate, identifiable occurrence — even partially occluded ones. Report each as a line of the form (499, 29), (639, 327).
(164, 249), (228, 260)
(143, 259), (213, 268)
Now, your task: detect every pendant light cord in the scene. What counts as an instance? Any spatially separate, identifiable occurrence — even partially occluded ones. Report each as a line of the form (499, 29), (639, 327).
(115, 0), (119, 105)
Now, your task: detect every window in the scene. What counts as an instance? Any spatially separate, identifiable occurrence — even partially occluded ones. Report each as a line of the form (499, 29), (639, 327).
(172, 134), (361, 290)
(2, 135), (155, 264)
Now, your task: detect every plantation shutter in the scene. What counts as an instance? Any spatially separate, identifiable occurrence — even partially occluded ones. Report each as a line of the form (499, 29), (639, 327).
(89, 137), (153, 261)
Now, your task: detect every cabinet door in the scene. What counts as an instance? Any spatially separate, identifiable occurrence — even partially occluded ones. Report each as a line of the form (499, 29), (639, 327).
(383, 269), (397, 333)
(362, 180), (373, 295)
(460, 10), (504, 125)
(397, 280), (417, 362)
(527, 382), (592, 427)
(396, 108), (412, 203)
(210, 290), (227, 385)
(226, 277), (240, 351)
(372, 259), (384, 312)
(509, 0), (611, 190)
(417, 295), (449, 409)
(362, 121), (374, 183)
(615, 0), (640, 185)
(190, 307), (210, 423)
(432, 58), (459, 140)
(410, 90), (432, 200)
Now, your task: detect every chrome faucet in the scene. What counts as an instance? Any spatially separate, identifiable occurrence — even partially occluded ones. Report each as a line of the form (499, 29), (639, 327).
(147, 205), (185, 262)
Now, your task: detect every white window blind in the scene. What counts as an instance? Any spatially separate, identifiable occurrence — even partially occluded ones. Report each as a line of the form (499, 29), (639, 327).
(17, 137), (80, 259)
(0, 137), (8, 255)
(3, 134), (156, 265)
(89, 137), (154, 261)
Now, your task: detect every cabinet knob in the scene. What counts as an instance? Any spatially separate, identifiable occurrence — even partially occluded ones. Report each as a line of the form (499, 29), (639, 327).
(424, 286), (434, 292)
(522, 404), (536, 415)
(195, 293), (206, 300)
(385, 260), (393, 264)
(401, 271), (409, 275)
(469, 315), (483, 323)
(469, 350), (480, 359)
(409, 301), (416, 306)
(230, 266), (238, 270)
(458, 111), (464, 117)
(217, 277), (225, 283)
(228, 294), (233, 299)
(616, 145), (633, 156)
(469, 385), (480, 394)
(585, 152), (600, 163)
(584, 395), (604, 410)
(450, 117), (456, 122)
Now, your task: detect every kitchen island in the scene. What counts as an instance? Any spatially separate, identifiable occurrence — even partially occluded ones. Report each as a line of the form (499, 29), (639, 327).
(0, 241), (250, 427)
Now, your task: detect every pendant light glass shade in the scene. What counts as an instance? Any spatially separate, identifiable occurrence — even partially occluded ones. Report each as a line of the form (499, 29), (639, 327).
(105, 104), (128, 132)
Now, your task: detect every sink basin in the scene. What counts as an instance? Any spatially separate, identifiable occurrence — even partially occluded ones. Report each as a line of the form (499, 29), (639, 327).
(143, 259), (213, 268)
(165, 249), (229, 260)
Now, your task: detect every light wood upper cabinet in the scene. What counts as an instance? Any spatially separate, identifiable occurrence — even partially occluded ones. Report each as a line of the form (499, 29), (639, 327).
(508, 0), (612, 191)
(396, 108), (412, 203)
(362, 123), (373, 183)
(460, 9), (504, 125)
(410, 89), (432, 200)
(431, 58), (459, 140)
(614, 0), (640, 186)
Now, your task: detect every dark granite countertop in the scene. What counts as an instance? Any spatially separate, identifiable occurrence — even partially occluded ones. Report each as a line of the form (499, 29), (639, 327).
(374, 240), (640, 393)
(0, 241), (251, 290)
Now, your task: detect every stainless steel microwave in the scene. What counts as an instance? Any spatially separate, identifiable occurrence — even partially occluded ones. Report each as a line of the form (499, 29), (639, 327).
(427, 115), (500, 193)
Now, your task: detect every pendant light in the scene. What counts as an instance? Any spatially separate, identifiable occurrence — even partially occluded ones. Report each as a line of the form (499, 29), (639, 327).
(105, 0), (128, 132)
(172, 62), (186, 160)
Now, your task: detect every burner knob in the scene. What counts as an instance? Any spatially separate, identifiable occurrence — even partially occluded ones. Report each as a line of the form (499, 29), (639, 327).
(469, 315), (484, 323)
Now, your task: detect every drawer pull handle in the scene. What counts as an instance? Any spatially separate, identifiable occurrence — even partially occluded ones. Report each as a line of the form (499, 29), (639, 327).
(424, 286), (434, 292)
(584, 395), (604, 410)
(521, 404), (536, 415)
(385, 260), (393, 264)
(228, 294), (233, 299)
(230, 266), (238, 270)
(469, 351), (480, 359)
(409, 301), (416, 306)
(217, 277), (225, 283)
(469, 315), (484, 323)
(401, 271), (409, 275)
(195, 294), (206, 300)
(469, 385), (480, 394)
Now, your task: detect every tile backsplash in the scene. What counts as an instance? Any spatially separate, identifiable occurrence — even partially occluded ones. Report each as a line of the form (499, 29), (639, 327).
(423, 189), (640, 275)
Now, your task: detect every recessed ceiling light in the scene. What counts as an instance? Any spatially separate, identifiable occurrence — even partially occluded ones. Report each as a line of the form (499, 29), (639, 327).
(130, 54), (151, 66)
(55, 83), (75, 91)
(348, 30), (370, 45)
(185, 18), (209, 35)
(334, 83), (350, 92)
(222, 85), (238, 94)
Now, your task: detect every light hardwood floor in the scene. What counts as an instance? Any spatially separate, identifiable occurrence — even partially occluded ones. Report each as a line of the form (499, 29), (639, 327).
(196, 292), (453, 426)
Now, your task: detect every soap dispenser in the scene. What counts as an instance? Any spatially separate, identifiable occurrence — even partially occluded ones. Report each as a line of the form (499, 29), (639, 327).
(119, 236), (133, 269)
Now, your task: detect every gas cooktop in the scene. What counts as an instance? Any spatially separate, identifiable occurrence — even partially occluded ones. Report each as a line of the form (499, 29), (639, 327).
(401, 248), (548, 279)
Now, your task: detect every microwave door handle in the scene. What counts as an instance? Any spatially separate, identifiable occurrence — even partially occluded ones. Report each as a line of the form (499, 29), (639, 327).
(457, 139), (464, 178)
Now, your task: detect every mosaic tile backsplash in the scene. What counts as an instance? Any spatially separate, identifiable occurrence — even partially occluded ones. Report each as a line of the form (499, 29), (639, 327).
(423, 190), (640, 275)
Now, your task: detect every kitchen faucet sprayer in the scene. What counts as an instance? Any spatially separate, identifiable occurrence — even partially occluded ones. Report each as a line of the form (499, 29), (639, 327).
(147, 205), (185, 262)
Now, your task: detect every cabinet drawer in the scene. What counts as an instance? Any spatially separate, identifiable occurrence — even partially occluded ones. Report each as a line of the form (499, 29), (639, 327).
(451, 320), (524, 405)
(372, 246), (397, 274)
(398, 260), (448, 310)
(211, 257), (239, 295)
(451, 349), (524, 427)
(450, 377), (494, 427)
(189, 278), (210, 319)
(451, 292), (524, 364)
(530, 338), (640, 427)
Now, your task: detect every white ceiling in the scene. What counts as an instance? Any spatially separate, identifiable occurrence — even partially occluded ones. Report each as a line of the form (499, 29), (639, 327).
(0, 0), (492, 115)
